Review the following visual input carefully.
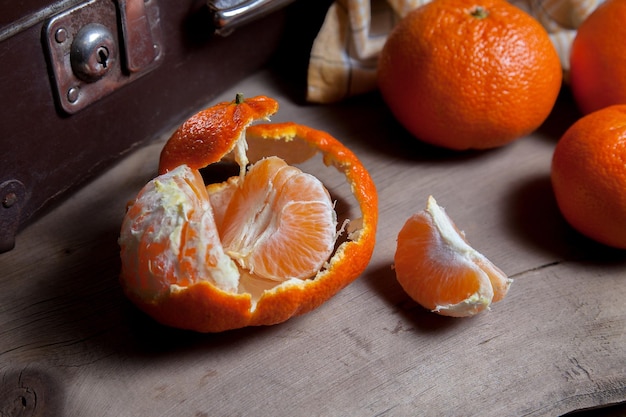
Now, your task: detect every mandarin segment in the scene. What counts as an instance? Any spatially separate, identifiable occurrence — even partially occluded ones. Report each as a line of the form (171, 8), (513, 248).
(394, 196), (511, 317)
(119, 165), (240, 300)
(215, 156), (337, 281)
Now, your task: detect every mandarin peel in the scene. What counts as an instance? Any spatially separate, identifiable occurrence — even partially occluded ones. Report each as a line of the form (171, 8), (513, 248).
(119, 96), (378, 332)
(158, 94), (278, 175)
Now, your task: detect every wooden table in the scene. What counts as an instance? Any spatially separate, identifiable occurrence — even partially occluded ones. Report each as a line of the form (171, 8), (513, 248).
(2, 67), (625, 416)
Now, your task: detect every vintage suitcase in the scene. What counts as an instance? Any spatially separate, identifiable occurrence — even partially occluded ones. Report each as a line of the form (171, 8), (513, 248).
(0, 0), (327, 252)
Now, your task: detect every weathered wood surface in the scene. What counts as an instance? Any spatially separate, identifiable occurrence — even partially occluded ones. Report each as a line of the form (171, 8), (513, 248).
(1, 68), (625, 417)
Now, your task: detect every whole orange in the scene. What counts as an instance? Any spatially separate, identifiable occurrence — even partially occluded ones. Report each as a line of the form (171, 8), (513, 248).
(377, 0), (562, 150)
(551, 104), (626, 249)
(570, 0), (626, 115)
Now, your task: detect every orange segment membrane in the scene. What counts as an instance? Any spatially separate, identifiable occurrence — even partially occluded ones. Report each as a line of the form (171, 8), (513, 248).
(120, 166), (239, 301)
(214, 156), (337, 281)
(120, 157), (338, 302)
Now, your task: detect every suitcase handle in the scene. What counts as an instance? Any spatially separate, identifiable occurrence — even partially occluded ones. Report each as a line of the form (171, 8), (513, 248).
(209, 0), (295, 36)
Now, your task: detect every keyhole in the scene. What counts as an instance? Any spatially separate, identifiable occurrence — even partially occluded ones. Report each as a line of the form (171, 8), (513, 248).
(97, 46), (109, 68)
(70, 23), (115, 82)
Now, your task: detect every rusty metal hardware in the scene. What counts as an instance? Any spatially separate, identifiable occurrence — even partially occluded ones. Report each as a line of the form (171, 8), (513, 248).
(44, 0), (163, 114)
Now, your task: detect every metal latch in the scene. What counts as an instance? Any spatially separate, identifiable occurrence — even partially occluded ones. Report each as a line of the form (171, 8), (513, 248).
(209, 0), (295, 36)
(44, 0), (163, 114)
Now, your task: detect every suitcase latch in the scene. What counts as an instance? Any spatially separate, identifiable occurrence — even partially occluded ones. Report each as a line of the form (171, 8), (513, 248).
(44, 0), (163, 114)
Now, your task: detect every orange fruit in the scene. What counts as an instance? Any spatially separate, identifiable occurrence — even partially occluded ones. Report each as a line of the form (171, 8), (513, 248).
(119, 94), (378, 332)
(551, 104), (626, 249)
(377, 0), (562, 150)
(394, 196), (511, 317)
(570, 0), (626, 115)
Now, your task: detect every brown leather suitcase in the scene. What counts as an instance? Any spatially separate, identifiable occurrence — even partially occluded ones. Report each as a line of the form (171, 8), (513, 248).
(0, 0), (327, 252)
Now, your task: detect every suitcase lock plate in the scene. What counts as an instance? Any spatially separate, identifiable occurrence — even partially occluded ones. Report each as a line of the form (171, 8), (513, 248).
(44, 0), (163, 114)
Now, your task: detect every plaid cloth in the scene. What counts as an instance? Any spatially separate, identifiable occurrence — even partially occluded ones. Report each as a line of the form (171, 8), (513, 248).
(306, 0), (604, 103)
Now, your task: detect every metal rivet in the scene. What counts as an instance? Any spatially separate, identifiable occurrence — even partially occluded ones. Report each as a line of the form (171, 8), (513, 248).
(2, 192), (17, 208)
(67, 87), (79, 103)
(55, 28), (67, 43)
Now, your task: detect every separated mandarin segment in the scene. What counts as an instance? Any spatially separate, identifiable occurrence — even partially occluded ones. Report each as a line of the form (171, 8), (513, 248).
(394, 196), (512, 317)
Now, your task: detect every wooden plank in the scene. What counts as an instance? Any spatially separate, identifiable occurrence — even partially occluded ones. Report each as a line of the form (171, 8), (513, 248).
(1, 68), (625, 416)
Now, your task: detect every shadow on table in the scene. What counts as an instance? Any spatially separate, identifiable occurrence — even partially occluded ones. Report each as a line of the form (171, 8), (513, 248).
(536, 85), (583, 143)
(361, 262), (467, 334)
(504, 173), (626, 265)
(563, 401), (626, 417)
(300, 91), (508, 165)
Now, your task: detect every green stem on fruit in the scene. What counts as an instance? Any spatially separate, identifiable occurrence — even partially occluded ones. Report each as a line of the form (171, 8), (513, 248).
(469, 6), (489, 19)
(235, 93), (244, 104)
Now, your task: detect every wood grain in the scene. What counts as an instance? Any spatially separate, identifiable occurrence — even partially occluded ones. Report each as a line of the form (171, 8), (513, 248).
(1, 68), (625, 416)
